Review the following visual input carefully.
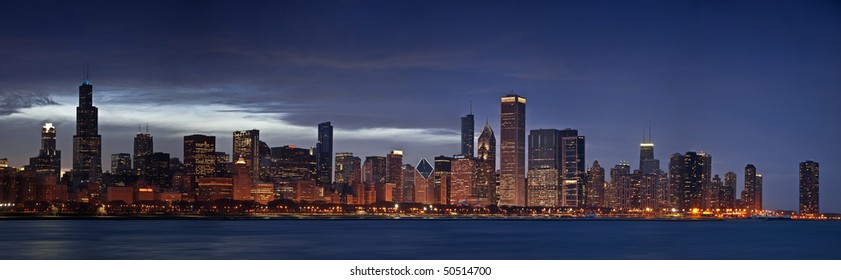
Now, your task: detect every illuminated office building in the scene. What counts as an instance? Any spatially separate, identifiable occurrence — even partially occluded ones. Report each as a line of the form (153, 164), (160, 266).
(585, 161), (605, 208)
(232, 157), (252, 201)
(799, 161), (819, 215)
(233, 129), (260, 181)
(269, 145), (316, 199)
(527, 129), (561, 207)
(29, 123), (61, 179)
(461, 109), (474, 158)
(110, 153), (132, 176)
(475, 121), (496, 205)
(414, 158), (434, 205)
(639, 129), (660, 175)
(609, 162), (631, 210)
(402, 164), (415, 203)
(71, 64), (102, 188)
(215, 152), (231, 177)
(386, 150), (403, 203)
(450, 155), (475, 205)
(335, 152), (361, 185)
(560, 129), (585, 207)
(363, 156), (387, 184)
(196, 177), (233, 202)
(499, 94), (526, 206)
(433, 155), (452, 204)
(183, 135), (216, 193)
(133, 129), (153, 177)
(315, 122), (333, 187)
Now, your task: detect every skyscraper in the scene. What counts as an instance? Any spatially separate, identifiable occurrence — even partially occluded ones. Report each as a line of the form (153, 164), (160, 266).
(682, 152), (709, 211)
(449, 155), (475, 205)
(29, 123), (61, 179)
(133, 128), (153, 177)
(461, 108), (474, 158)
(742, 164), (760, 212)
(110, 153), (132, 176)
(335, 152), (361, 185)
(269, 145), (316, 198)
(667, 153), (684, 209)
(499, 94), (526, 206)
(184, 134), (217, 193)
(386, 150), (404, 203)
(608, 162), (631, 210)
(363, 156), (387, 184)
(721, 171), (737, 210)
(639, 129), (660, 174)
(414, 158), (434, 205)
(586, 161), (605, 208)
(233, 129), (260, 181)
(799, 161), (819, 215)
(710, 174), (722, 210)
(232, 156), (253, 201)
(560, 129), (585, 207)
(433, 155), (452, 204)
(144, 152), (172, 191)
(475, 121), (496, 205)
(71, 64), (102, 188)
(316, 122), (333, 187)
(527, 129), (561, 207)
(402, 164), (415, 203)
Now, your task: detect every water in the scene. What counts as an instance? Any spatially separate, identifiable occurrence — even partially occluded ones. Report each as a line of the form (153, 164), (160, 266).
(0, 219), (838, 259)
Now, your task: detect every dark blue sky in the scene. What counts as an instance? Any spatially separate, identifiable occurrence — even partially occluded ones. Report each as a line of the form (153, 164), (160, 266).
(1, 0), (839, 211)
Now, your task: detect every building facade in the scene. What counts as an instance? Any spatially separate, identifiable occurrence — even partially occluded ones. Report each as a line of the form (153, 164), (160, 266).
(499, 94), (526, 206)
(799, 161), (819, 215)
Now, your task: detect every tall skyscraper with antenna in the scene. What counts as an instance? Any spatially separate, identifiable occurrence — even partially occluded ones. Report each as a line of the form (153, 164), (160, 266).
(71, 64), (102, 188)
(639, 126), (659, 174)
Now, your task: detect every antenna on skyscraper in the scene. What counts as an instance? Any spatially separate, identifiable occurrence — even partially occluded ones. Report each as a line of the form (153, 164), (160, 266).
(469, 100), (473, 115)
(145, 123), (149, 133)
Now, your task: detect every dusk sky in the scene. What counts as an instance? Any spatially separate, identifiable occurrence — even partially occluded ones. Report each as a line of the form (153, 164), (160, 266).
(1, 0), (839, 211)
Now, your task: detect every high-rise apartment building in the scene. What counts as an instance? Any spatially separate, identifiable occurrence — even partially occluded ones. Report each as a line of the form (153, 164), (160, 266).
(799, 160), (819, 215)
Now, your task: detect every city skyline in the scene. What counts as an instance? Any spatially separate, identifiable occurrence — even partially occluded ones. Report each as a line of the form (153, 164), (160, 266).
(0, 0), (839, 212)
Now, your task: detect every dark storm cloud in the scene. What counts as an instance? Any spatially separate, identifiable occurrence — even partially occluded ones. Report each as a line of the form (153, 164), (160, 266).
(0, 90), (59, 116)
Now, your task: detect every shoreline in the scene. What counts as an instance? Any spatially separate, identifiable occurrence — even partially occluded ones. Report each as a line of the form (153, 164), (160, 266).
(0, 214), (814, 221)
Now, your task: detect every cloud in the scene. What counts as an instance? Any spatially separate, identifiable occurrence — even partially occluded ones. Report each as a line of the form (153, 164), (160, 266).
(1, 93), (459, 145)
(0, 90), (59, 116)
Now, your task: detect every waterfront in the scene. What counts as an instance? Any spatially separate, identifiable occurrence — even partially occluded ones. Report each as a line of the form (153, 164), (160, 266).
(0, 219), (838, 260)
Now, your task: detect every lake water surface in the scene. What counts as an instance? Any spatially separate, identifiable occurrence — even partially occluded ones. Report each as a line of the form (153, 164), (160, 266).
(0, 219), (838, 259)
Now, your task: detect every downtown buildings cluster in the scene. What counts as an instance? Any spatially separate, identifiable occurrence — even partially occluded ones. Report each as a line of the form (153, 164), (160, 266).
(0, 71), (824, 217)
